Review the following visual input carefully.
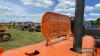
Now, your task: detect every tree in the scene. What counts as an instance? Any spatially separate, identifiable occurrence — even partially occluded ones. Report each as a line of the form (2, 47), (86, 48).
(95, 18), (100, 25)
(90, 20), (95, 25)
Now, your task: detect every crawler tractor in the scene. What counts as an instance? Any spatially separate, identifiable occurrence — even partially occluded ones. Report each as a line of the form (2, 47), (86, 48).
(0, 24), (12, 42)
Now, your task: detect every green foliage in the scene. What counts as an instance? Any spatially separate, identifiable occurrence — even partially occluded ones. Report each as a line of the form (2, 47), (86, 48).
(90, 20), (95, 25)
(95, 18), (100, 25)
(90, 18), (100, 25)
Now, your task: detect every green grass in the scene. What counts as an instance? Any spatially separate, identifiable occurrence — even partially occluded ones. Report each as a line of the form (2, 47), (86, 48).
(0, 29), (46, 50)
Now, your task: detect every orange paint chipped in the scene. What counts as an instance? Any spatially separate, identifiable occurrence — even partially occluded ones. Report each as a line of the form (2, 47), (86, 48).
(82, 35), (95, 48)
(82, 36), (95, 56)
(0, 36), (95, 56)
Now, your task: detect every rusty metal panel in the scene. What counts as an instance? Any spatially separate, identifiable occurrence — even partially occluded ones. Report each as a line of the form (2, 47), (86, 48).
(41, 12), (71, 38)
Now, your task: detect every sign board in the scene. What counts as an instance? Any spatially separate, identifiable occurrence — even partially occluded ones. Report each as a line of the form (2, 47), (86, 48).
(41, 12), (71, 39)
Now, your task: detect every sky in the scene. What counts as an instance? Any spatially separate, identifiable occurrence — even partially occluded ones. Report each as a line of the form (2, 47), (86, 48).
(0, 0), (100, 23)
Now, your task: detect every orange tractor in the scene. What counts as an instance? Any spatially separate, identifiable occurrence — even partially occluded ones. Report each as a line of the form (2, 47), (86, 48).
(0, 0), (100, 56)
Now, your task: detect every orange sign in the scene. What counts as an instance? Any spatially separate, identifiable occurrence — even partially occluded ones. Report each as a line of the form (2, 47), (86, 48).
(41, 12), (71, 38)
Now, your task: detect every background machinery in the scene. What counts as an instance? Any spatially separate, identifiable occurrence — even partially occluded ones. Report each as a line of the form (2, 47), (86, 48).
(0, 24), (12, 42)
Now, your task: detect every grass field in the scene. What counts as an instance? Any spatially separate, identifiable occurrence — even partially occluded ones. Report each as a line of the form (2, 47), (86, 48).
(0, 29), (46, 50)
